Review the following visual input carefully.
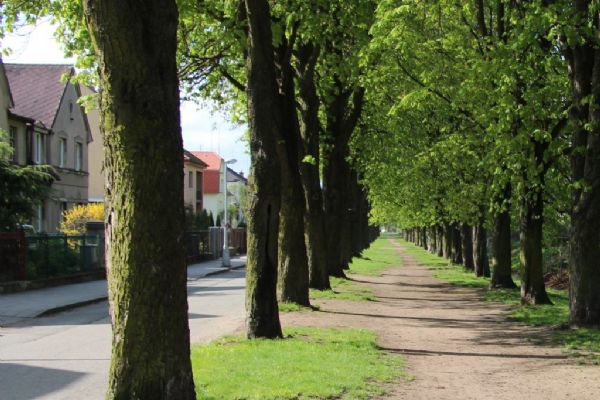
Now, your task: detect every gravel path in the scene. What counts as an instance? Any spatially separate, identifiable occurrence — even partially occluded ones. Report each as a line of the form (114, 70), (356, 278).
(282, 239), (600, 399)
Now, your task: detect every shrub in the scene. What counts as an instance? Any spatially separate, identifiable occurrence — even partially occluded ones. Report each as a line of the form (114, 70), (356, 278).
(60, 203), (104, 235)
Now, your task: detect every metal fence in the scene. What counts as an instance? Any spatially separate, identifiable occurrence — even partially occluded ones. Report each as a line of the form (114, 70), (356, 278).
(0, 228), (247, 283)
(24, 234), (105, 280)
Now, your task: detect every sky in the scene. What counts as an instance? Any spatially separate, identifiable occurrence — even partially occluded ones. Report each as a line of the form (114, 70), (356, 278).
(1, 19), (250, 175)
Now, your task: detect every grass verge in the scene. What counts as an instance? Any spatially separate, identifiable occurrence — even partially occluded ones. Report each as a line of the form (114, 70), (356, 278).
(310, 277), (375, 301)
(347, 237), (403, 276)
(191, 327), (406, 400)
(278, 303), (320, 313)
(396, 238), (600, 363)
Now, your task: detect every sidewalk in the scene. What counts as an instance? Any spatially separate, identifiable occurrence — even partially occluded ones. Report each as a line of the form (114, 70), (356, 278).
(0, 256), (246, 327)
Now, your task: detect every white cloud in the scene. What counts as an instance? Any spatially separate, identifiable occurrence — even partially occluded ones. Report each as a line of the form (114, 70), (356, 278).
(2, 19), (251, 175)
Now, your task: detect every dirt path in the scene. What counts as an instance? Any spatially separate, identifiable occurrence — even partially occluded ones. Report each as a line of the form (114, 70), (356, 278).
(281, 239), (600, 399)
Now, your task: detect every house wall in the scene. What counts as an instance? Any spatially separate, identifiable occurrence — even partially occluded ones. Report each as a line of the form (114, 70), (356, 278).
(81, 86), (104, 202)
(6, 118), (27, 164)
(203, 193), (224, 224)
(41, 82), (90, 232)
(183, 162), (205, 213)
(0, 64), (11, 133)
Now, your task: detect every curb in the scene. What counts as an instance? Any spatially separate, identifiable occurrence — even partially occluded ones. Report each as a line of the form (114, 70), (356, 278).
(203, 264), (246, 277)
(36, 264), (247, 318)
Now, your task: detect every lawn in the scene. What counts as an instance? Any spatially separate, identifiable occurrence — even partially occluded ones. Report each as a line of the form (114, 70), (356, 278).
(191, 327), (406, 399)
(310, 276), (375, 302)
(396, 238), (600, 362)
(347, 236), (403, 276)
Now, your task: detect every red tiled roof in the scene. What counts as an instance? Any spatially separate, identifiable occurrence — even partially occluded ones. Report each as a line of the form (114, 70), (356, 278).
(191, 151), (222, 171)
(184, 149), (208, 168)
(4, 63), (74, 128)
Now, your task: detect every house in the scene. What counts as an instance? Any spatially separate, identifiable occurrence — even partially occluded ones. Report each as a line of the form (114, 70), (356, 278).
(192, 151), (225, 223)
(226, 167), (248, 227)
(86, 100), (208, 212)
(4, 63), (92, 233)
(0, 61), (13, 133)
(183, 150), (208, 213)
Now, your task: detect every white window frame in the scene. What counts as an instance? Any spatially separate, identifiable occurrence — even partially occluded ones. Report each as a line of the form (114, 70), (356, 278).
(35, 132), (44, 164)
(58, 137), (67, 168)
(36, 203), (44, 232)
(75, 141), (83, 171)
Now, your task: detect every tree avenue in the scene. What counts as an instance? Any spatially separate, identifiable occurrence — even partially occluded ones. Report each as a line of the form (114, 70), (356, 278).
(2, 0), (600, 397)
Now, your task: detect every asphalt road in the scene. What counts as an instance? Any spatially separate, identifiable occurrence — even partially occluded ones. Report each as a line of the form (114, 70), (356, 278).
(0, 269), (246, 400)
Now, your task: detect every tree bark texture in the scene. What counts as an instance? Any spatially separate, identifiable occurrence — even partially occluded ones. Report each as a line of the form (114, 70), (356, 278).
(275, 39), (310, 306)
(519, 189), (551, 305)
(473, 222), (490, 277)
(436, 225), (444, 257)
(323, 84), (364, 277)
(83, 1), (195, 398)
(443, 224), (452, 259)
(296, 43), (330, 290)
(461, 224), (474, 271)
(490, 207), (516, 289)
(451, 224), (463, 265)
(566, 3), (600, 325)
(243, 0), (283, 338)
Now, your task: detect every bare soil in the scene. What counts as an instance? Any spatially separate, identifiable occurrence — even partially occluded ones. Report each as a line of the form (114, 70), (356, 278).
(281, 239), (600, 399)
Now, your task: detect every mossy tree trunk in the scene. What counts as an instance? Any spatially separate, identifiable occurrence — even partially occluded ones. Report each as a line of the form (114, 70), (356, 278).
(296, 43), (330, 290)
(565, 10), (600, 325)
(83, 1), (195, 398)
(275, 38), (310, 306)
(323, 83), (364, 277)
(519, 187), (551, 305)
(243, 0), (283, 338)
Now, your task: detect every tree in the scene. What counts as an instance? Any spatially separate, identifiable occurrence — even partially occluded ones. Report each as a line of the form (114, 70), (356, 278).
(244, 0), (284, 338)
(564, 0), (600, 326)
(82, 0), (195, 398)
(0, 131), (54, 232)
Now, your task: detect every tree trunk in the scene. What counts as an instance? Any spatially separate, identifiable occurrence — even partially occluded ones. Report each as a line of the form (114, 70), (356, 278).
(275, 38), (310, 306)
(429, 226), (437, 254)
(443, 224), (452, 259)
(436, 225), (444, 257)
(83, 1), (195, 398)
(451, 224), (463, 265)
(473, 222), (490, 277)
(461, 224), (474, 271)
(243, 0), (283, 338)
(490, 207), (516, 288)
(323, 84), (364, 277)
(519, 189), (551, 304)
(296, 43), (330, 290)
(565, 3), (600, 326)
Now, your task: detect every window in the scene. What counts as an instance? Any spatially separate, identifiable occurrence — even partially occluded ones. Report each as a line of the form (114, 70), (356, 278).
(75, 142), (83, 171)
(189, 171), (194, 188)
(59, 138), (67, 167)
(35, 132), (44, 164)
(35, 203), (44, 232)
(9, 126), (17, 163)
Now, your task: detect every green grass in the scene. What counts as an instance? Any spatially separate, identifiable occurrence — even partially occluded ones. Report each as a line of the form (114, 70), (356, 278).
(396, 238), (600, 361)
(191, 327), (406, 399)
(278, 303), (320, 312)
(347, 236), (403, 276)
(310, 277), (375, 301)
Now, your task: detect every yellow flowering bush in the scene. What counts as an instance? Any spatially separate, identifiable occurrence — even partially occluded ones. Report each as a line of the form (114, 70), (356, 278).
(60, 203), (104, 235)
